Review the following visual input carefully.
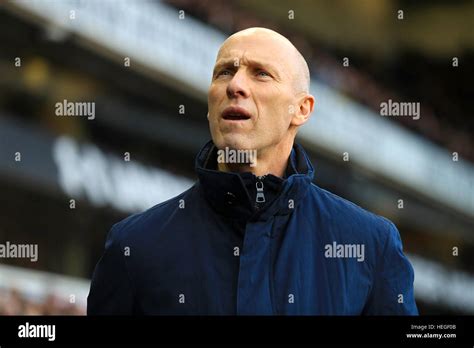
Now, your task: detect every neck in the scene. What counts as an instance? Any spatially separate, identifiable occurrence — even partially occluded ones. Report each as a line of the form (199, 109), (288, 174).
(217, 140), (293, 178)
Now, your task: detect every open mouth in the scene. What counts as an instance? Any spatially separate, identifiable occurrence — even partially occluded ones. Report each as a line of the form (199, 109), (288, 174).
(223, 113), (250, 120)
(222, 107), (252, 121)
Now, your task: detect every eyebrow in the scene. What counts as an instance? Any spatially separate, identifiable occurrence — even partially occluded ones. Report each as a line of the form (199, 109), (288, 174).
(213, 58), (281, 79)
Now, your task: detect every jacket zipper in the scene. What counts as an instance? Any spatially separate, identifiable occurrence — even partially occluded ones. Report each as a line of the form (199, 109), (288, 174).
(255, 175), (266, 210)
(254, 175), (278, 314)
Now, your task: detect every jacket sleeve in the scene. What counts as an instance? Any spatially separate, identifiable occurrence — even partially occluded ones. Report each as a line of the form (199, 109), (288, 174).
(87, 223), (135, 315)
(363, 220), (418, 315)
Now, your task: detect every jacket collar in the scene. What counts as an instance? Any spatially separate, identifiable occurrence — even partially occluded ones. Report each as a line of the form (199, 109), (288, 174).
(195, 140), (314, 221)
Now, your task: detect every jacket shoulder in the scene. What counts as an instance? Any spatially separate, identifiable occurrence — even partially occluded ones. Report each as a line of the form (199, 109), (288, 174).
(108, 184), (197, 243)
(309, 183), (396, 237)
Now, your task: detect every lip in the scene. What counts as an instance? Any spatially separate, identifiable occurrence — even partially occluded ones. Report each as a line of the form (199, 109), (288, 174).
(221, 106), (253, 121)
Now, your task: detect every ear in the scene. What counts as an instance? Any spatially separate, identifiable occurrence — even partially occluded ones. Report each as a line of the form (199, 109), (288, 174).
(291, 93), (315, 127)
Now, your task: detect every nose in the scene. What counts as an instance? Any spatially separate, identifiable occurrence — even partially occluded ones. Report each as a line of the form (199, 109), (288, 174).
(226, 69), (250, 99)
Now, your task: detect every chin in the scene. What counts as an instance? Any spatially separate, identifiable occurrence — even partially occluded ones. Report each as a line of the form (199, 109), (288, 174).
(218, 135), (255, 150)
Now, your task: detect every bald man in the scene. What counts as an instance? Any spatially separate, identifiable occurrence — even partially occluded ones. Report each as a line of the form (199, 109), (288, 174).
(88, 28), (418, 315)
(208, 28), (313, 178)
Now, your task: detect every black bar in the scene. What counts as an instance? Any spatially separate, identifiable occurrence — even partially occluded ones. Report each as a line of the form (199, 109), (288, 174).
(0, 316), (473, 345)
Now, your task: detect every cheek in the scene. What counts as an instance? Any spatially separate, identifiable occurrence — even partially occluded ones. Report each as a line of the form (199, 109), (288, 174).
(208, 85), (224, 107)
(258, 93), (294, 128)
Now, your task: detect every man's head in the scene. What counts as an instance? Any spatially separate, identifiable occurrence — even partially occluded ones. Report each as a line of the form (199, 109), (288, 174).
(207, 27), (314, 160)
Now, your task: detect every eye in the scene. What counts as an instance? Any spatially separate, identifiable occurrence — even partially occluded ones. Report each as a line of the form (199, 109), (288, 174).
(216, 69), (232, 78)
(256, 70), (271, 78)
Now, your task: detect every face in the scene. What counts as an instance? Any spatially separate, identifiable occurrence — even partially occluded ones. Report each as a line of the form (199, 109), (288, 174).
(208, 32), (303, 153)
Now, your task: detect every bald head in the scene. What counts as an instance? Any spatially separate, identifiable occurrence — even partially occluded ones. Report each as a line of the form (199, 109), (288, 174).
(217, 27), (310, 93)
(207, 27), (315, 174)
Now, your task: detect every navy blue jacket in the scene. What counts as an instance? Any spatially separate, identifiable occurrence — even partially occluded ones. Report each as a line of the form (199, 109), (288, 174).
(87, 141), (418, 315)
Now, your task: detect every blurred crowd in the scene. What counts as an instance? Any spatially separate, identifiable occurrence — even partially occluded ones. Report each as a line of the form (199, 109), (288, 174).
(0, 287), (85, 315)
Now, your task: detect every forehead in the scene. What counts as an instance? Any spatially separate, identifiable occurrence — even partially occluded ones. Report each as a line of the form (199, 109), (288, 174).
(216, 34), (292, 69)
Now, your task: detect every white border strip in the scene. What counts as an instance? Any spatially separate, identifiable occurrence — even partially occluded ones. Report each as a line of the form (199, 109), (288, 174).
(0, 263), (89, 309)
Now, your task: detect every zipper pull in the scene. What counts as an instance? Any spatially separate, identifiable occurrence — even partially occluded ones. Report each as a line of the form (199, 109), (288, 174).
(256, 176), (266, 204)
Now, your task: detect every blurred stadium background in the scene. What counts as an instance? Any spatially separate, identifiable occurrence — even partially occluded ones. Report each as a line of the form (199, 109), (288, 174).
(0, 0), (473, 315)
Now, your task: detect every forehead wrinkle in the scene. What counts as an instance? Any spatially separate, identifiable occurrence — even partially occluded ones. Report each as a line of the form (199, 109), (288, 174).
(239, 56), (282, 78)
